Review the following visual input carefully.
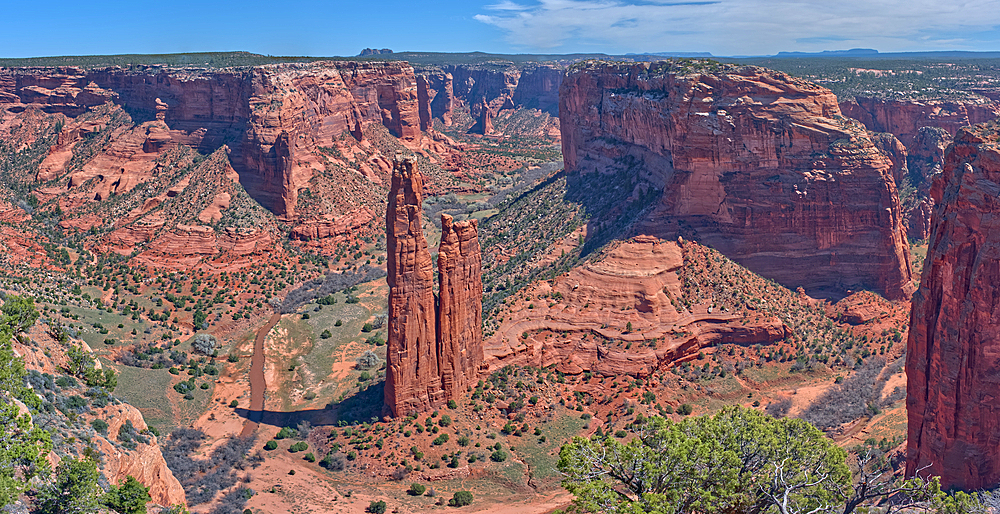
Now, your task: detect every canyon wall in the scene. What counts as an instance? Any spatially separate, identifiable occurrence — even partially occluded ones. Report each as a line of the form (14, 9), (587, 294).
(841, 96), (1000, 240)
(385, 157), (483, 416)
(906, 121), (1000, 491)
(560, 61), (913, 300)
(415, 63), (564, 123)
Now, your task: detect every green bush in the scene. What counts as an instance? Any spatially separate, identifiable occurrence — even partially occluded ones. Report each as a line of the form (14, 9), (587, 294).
(490, 449), (508, 462)
(275, 427), (295, 440)
(304, 453), (316, 463)
(90, 419), (109, 434)
(408, 483), (426, 496)
(678, 403), (694, 416)
(289, 441), (308, 453)
(264, 440), (277, 450)
(450, 491), (473, 507)
(367, 500), (387, 514)
(320, 330), (332, 339)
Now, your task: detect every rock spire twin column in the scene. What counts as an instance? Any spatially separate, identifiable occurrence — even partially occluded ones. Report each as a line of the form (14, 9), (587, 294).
(385, 155), (484, 417)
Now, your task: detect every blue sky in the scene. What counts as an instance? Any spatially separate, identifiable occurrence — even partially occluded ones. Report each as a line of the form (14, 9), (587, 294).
(2, 0), (1000, 58)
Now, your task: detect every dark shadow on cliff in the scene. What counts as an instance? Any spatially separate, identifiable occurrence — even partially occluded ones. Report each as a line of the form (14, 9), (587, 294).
(234, 381), (385, 429)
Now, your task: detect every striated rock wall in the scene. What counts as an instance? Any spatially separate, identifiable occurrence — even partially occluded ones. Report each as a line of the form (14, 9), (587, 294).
(559, 61), (913, 300)
(840, 96), (999, 148)
(437, 214), (484, 399)
(385, 156), (442, 416)
(414, 63), (564, 125)
(906, 121), (1000, 491)
(385, 158), (484, 416)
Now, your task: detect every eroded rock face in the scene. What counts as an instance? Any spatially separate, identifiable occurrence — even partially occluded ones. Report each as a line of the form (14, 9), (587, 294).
(906, 122), (1000, 491)
(385, 156), (442, 416)
(559, 61), (913, 300)
(385, 158), (484, 416)
(437, 214), (484, 399)
(841, 96), (999, 148)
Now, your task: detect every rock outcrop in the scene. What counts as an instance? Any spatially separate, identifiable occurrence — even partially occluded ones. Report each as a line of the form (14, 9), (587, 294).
(384, 157), (483, 416)
(906, 121), (1000, 490)
(437, 214), (484, 399)
(559, 61), (913, 300)
(471, 98), (493, 135)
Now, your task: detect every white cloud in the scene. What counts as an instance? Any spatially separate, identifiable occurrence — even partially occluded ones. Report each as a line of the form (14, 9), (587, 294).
(474, 0), (1000, 54)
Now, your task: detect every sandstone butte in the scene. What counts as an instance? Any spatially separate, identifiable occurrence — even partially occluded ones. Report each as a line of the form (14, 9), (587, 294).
(385, 156), (483, 417)
(906, 121), (1000, 491)
(559, 61), (913, 300)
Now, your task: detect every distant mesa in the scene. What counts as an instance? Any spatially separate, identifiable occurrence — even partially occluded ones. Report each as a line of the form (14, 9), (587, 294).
(774, 48), (879, 58)
(358, 48), (393, 57)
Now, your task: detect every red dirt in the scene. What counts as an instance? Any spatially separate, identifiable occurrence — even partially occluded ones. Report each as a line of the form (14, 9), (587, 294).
(240, 311), (282, 438)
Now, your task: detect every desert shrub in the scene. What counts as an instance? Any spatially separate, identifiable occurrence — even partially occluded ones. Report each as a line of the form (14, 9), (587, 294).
(356, 350), (380, 370)
(289, 442), (308, 453)
(408, 483), (426, 496)
(274, 427), (296, 440)
(192, 334), (217, 356)
(320, 452), (346, 471)
(264, 440), (277, 450)
(320, 330), (332, 339)
(367, 500), (387, 514)
(766, 398), (793, 419)
(490, 449), (508, 462)
(90, 419), (109, 435)
(304, 453), (316, 463)
(161, 430), (253, 507)
(677, 403), (693, 416)
(450, 491), (473, 507)
(801, 358), (886, 429)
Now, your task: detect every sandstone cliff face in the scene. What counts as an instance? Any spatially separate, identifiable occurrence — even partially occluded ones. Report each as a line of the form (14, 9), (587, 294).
(560, 61), (913, 300)
(906, 121), (1000, 490)
(384, 157), (484, 416)
(437, 214), (484, 399)
(840, 96), (999, 241)
(415, 63), (564, 126)
(385, 156), (442, 416)
(841, 96), (999, 148)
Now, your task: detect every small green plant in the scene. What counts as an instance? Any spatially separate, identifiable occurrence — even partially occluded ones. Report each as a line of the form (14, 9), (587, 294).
(264, 440), (277, 450)
(450, 491), (473, 507)
(304, 452), (316, 462)
(289, 441), (308, 453)
(408, 483), (426, 496)
(367, 500), (387, 514)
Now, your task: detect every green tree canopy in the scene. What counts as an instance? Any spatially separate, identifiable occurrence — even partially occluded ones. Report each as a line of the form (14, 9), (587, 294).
(37, 457), (102, 514)
(0, 295), (50, 507)
(557, 406), (850, 514)
(102, 475), (152, 514)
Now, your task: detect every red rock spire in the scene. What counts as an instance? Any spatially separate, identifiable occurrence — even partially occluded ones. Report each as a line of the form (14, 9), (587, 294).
(437, 214), (484, 400)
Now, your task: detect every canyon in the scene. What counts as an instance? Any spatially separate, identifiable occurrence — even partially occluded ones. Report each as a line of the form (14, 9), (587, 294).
(906, 120), (1000, 491)
(559, 61), (913, 300)
(385, 156), (483, 417)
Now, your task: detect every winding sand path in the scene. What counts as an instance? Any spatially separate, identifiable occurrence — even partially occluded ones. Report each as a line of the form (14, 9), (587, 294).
(240, 311), (282, 438)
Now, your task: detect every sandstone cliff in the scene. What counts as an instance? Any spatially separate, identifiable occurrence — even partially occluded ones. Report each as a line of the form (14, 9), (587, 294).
(841, 96), (1000, 241)
(384, 157), (484, 416)
(559, 61), (913, 300)
(906, 121), (1000, 490)
(437, 214), (484, 399)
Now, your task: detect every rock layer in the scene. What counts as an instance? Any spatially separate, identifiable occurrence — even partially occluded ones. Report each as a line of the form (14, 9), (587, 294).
(559, 61), (913, 300)
(906, 121), (1000, 490)
(384, 157), (484, 416)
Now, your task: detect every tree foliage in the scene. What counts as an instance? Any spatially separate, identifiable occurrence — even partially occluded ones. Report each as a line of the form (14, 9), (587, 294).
(101, 476), (152, 514)
(558, 406), (849, 514)
(36, 457), (102, 514)
(0, 295), (51, 507)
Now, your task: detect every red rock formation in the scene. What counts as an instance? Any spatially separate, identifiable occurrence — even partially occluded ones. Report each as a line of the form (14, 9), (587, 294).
(559, 61), (913, 300)
(385, 158), (484, 416)
(903, 127), (953, 240)
(437, 214), (484, 399)
(906, 121), (1000, 491)
(471, 98), (493, 135)
(841, 96), (999, 147)
(385, 156), (443, 417)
